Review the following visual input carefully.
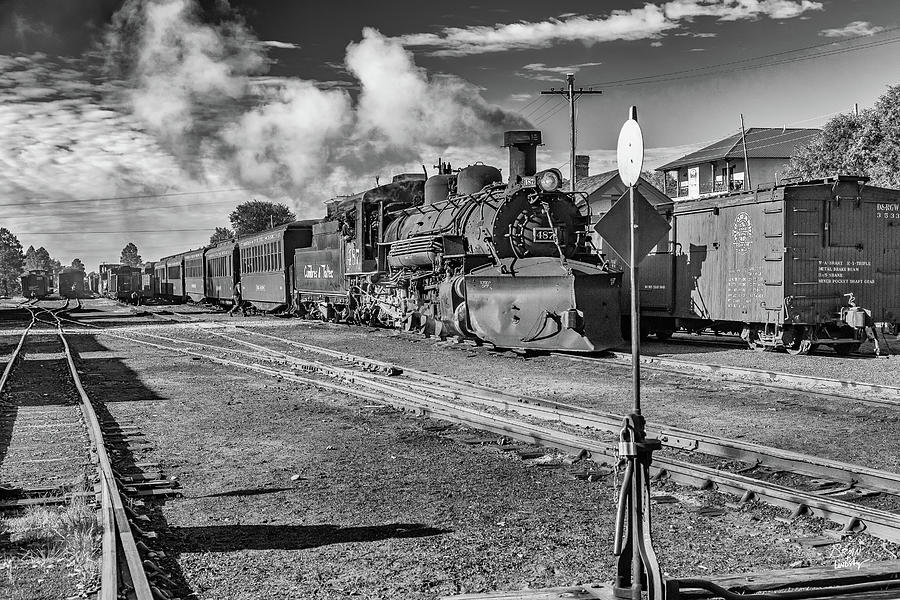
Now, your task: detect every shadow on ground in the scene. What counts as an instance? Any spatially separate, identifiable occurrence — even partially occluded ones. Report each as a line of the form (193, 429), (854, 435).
(68, 333), (192, 599)
(168, 522), (450, 553)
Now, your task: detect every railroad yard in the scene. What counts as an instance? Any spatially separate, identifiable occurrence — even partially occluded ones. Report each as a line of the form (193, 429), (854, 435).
(1, 298), (899, 600)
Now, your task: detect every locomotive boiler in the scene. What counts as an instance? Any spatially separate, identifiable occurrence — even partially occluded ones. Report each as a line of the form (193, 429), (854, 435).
(294, 130), (624, 352)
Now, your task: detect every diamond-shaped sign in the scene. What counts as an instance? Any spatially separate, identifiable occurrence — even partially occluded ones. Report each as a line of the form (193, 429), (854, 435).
(594, 189), (670, 267)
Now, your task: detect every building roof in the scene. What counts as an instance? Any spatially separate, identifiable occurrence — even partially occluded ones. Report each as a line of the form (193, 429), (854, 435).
(656, 127), (821, 171)
(575, 170), (673, 212)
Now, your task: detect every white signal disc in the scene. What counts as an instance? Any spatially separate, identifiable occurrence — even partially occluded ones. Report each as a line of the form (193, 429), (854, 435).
(617, 118), (644, 187)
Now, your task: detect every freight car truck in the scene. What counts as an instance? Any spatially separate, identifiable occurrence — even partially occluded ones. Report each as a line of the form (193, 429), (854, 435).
(634, 176), (898, 354)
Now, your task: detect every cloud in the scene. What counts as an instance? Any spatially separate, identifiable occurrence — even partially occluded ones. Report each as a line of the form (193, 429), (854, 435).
(507, 93), (533, 102)
(1, 1), (534, 267)
(819, 21), (884, 38)
(398, 0), (821, 56)
(260, 40), (301, 49)
(522, 61), (603, 74)
(663, 0), (822, 21)
(518, 61), (605, 82)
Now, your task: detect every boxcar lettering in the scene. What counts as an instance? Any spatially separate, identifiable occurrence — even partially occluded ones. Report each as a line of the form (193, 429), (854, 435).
(479, 280), (492, 289)
(731, 212), (753, 253)
(255, 284), (266, 292)
(303, 264), (335, 279)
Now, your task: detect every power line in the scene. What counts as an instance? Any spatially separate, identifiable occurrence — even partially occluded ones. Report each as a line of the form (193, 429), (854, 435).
(0, 187), (254, 209)
(15, 228), (214, 235)
(585, 27), (900, 89)
(1, 197), (246, 218)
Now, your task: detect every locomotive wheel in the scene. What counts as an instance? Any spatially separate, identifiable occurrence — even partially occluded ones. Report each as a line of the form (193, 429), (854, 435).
(785, 340), (813, 355)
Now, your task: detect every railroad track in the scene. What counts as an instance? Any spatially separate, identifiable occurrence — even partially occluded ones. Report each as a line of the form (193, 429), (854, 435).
(557, 351), (900, 410)
(0, 300), (165, 600)
(103, 305), (900, 410)
(53, 314), (900, 544)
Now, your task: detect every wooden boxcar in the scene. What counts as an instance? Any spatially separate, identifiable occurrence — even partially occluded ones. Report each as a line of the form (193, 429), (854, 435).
(293, 220), (346, 317)
(637, 176), (899, 354)
(183, 249), (205, 302)
(205, 241), (239, 305)
(20, 270), (50, 299)
(57, 269), (85, 298)
(238, 222), (313, 311)
(108, 266), (141, 300)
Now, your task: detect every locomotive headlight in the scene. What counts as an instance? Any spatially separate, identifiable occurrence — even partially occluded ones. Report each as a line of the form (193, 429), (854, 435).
(537, 169), (562, 192)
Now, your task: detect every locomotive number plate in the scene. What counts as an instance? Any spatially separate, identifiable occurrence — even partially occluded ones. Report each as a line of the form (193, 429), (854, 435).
(534, 227), (557, 242)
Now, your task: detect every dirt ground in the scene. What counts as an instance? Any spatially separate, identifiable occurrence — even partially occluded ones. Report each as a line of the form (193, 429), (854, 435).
(203, 320), (900, 472)
(43, 301), (900, 600)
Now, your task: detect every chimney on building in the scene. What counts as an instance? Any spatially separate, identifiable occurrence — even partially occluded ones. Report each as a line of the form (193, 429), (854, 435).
(575, 155), (590, 180)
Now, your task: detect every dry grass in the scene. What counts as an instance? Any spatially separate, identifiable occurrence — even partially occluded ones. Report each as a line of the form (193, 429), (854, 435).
(0, 489), (101, 598)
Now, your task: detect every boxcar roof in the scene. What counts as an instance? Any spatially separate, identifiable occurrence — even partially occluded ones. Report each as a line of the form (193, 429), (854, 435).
(237, 220), (316, 246)
(668, 174), (880, 213)
(206, 240), (237, 258)
(158, 247), (204, 262)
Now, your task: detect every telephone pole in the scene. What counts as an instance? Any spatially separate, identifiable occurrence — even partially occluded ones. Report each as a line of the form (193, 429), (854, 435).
(540, 73), (602, 191)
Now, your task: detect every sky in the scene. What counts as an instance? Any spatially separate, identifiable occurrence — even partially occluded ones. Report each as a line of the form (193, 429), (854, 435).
(0, 0), (898, 269)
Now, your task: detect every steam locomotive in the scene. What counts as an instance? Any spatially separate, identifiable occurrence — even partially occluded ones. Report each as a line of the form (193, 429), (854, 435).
(295, 130), (624, 352)
(132, 129), (625, 353)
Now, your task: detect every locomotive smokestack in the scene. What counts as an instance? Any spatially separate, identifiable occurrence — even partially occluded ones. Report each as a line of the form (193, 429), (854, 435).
(503, 130), (542, 184)
(575, 155), (590, 180)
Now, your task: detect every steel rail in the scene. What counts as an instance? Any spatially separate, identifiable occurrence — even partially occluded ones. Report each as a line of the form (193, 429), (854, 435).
(74, 324), (900, 544)
(37, 305), (153, 600)
(208, 329), (900, 497)
(131, 326), (900, 501)
(0, 309), (37, 394)
(243, 319), (900, 408)
(62, 318), (900, 498)
(586, 352), (900, 408)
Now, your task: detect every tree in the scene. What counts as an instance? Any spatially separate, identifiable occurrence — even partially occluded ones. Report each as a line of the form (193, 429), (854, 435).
(120, 242), (142, 267)
(209, 227), (235, 245)
(71, 258), (85, 271)
(229, 200), (295, 237)
(641, 170), (670, 194)
(785, 84), (900, 188)
(24, 246), (52, 272)
(0, 228), (24, 296)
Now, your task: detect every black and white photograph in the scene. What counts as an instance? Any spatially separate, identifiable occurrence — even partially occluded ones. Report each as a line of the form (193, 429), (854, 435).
(0, 1), (899, 599)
